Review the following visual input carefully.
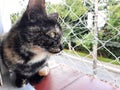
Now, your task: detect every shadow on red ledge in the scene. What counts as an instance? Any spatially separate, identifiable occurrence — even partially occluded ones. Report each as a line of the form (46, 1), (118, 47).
(34, 64), (120, 90)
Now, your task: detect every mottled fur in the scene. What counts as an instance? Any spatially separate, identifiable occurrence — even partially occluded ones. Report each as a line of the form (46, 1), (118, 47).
(0, 0), (63, 87)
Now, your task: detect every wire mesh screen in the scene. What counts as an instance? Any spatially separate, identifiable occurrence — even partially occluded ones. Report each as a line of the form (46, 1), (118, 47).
(46, 0), (120, 87)
(9, 0), (120, 87)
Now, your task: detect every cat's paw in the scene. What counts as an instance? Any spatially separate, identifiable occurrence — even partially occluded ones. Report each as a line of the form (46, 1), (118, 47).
(38, 66), (49, 76)
(15, 79), (28, 88)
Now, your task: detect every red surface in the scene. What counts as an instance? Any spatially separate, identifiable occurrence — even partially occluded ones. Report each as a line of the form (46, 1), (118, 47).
(34, 64), (120, 90)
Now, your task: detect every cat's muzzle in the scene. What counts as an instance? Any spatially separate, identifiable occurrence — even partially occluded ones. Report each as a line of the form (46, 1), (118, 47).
(48, 44), (63, 54)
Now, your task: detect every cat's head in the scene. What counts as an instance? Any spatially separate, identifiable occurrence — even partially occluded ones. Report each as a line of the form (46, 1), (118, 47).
(15, 0), (63, 54)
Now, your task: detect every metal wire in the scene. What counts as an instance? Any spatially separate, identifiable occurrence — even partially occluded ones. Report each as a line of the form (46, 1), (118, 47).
(46, 0), (120, 87)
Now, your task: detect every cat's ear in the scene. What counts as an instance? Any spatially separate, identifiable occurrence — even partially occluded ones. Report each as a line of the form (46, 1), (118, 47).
(20, 0), (47, 23)
(26, 0), (46, 15)
(48, 13), (59, 21)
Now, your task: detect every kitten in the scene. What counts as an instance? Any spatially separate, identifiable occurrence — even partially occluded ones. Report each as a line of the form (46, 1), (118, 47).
(0, 0), (63, 87)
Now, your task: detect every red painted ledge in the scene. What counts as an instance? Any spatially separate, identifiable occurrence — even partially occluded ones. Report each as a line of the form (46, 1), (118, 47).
(34, 63), (120, 90)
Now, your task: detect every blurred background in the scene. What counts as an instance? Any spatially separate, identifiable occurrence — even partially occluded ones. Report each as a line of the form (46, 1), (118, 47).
(0, 0), (120, 87)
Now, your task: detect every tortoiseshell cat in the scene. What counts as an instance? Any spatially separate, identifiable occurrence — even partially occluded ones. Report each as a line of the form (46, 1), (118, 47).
(0, 0), (63, 87)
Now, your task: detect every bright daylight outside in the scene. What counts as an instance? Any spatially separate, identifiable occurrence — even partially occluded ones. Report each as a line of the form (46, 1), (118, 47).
(0, 0), (120, 90)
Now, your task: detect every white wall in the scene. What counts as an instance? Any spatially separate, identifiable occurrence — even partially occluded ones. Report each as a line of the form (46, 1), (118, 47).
(0, 0), (28, 34)
(87, 11), (107, 29)
(0, 0), (12, 34)
(0, 12), (3, 34)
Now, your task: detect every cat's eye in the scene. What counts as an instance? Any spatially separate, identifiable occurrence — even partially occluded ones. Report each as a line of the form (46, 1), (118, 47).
(50, 32), (55, 38)
(47, 31), (56, 38)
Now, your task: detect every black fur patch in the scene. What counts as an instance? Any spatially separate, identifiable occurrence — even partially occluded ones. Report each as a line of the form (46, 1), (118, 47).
(1, 0), (63, 87)
(15, 58), (47, 77)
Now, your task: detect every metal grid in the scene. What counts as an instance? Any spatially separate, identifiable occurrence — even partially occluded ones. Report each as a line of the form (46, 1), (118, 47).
(46, 0), (120, 87)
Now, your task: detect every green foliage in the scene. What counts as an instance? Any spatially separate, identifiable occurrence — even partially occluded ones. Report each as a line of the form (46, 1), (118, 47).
(98, 3), (120, 59)
(47, 0), (87, 22)
(99, 3), (120, 42)
(47, 0), (89, 52)
(82, 32), (94, 50)
(109, 4), (120, 29)
(10, 13), (20, 24)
